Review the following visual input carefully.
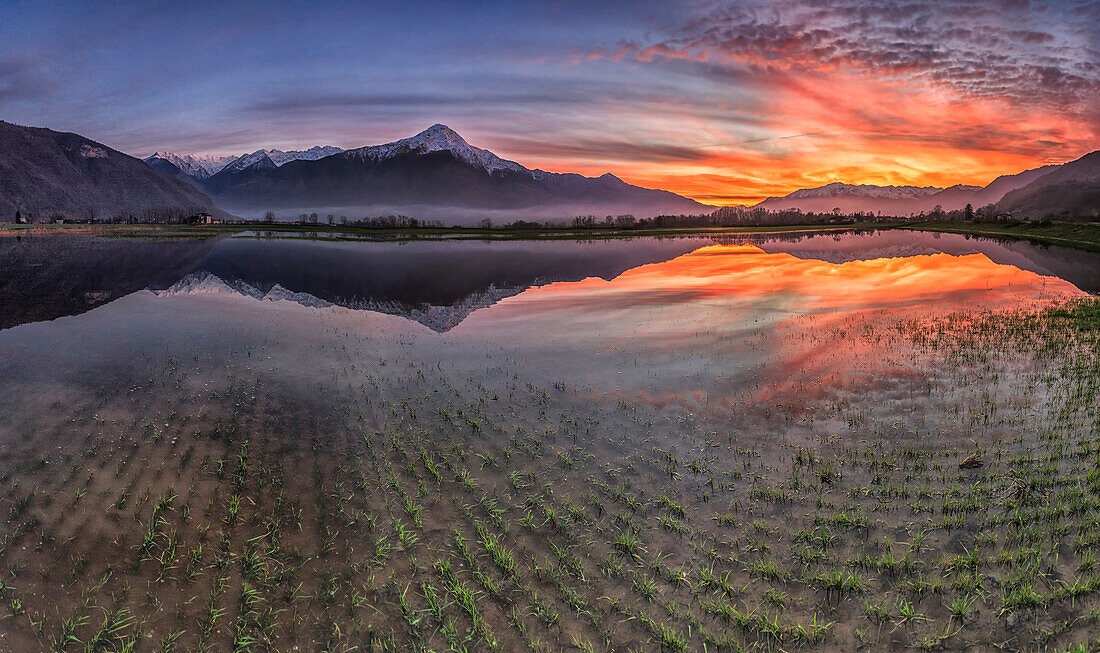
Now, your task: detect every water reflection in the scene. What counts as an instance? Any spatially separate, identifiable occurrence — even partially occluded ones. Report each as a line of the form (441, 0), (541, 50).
(741, 230), (1100, 293)
(0, 230), (1096, 335)
(475, 242), (1080, 321)
(0, 228), (1092, 518)
(0, 236), (213, 329)
(451, 242), (1085, 419)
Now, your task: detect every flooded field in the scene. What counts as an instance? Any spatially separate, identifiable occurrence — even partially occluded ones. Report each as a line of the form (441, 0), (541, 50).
(0, 230), (1097, 652)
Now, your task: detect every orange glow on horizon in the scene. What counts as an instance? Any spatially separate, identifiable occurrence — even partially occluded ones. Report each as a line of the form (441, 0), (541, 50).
(517, 61), (1095, 206)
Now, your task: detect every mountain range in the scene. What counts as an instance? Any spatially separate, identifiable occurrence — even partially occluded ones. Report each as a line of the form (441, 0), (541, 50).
(155, 237), (704, 332)
(754, 157), (1096, 219)
(146, 146), (344, 181)
(0, 118), (1094, 224)
(153, 124), (1097, 221)
(0, 235), (700, 332)
(158, 124), (706, 220)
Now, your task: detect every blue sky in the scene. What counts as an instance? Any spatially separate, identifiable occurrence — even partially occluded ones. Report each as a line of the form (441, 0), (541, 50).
(1, 0), (1095, 203)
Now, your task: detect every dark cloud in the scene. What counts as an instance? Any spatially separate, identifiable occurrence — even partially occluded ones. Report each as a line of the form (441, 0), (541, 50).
(492, 137), (711, 163)
(241, 88), (621, 120)
(630, 0), (1098, 118)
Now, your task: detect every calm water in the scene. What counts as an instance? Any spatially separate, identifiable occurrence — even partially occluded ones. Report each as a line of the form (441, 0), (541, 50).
(1, 229), (1095, 332)
(0, 229), (1096, 651)
(0, 229), (1093, 421)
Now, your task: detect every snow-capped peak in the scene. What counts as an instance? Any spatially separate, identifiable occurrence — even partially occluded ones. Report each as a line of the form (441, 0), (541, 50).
(216, 146), (344, 175)
(145, 151), (237, 179)
(343, 124), (527, 175)
(784, 182), (945, 200)
(219, 150), (276, 174)
(264, 145), (344, 167)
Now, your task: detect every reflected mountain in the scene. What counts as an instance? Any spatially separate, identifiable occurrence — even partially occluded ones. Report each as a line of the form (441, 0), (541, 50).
(164, 238), (707, 331)
(0, 235), (707, 333)
(0, 235), (215, 330)
(3, 230), (1097, 335)
(711, 230), (1100, 293)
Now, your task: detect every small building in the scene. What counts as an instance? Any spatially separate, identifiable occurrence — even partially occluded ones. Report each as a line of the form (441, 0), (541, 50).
(190, 212), (219, 225)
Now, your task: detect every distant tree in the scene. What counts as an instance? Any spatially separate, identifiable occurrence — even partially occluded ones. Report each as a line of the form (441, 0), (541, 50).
(477, 218), (492, 229)
(15, 210), (21, 224)
(963, 203), (974, 222)
(263, 210), (276, 223)
(327, 214), (335, 226)
(309, 212), (319, 224)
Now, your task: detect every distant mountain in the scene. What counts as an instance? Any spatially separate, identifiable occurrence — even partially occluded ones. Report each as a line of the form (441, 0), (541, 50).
(200, 147), (345, 194)
(0, 121), (222, 222)
(754, 163), (1069, 216)
(202, 124), (706, 220)
(146, 146), (343, 189)
(202, 151), (278, 195)
(265, 145), (344, 166)
(998, 150), (1100, 220)
(755, 183), (945, 214)
(216, 146), (344, 173)
(143, 151), (237, 180)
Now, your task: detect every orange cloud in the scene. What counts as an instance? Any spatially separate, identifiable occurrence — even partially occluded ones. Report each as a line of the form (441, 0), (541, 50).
(519, 66), (1091, 206)
(523, 79), (1090, 205)
(542, 1), (1097, 206)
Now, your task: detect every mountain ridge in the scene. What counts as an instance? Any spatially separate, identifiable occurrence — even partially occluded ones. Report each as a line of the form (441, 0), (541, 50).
(996, 151), (1100, 219)
(753, 154), (1096, 217)
(0, 121), (223, 222)
(194, 124), (707, 221)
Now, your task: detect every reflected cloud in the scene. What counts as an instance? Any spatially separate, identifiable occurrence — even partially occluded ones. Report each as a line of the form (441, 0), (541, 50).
(482, 243), (1082, 320)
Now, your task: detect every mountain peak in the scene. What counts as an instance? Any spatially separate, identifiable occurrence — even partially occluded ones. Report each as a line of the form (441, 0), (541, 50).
(423, 123), (459, 136)
(144, 151), (239, 179)
(407, 123), (473, 152)
(220, 149), (276, 174)
(344, 124), (527, 175)
(784, 183), (944, 200)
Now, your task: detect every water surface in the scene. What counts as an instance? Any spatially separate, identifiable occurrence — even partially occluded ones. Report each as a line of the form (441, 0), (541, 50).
(0, 229), (1096, 651)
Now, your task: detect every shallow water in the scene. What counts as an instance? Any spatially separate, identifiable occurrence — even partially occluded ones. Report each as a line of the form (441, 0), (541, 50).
(1, 229), (1088, 422)
(0, 229), (1096, 651)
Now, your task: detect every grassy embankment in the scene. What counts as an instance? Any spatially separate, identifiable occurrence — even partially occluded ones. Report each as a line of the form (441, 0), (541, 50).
(899, 220), (1100, 253)
(0, 221), (893, 242)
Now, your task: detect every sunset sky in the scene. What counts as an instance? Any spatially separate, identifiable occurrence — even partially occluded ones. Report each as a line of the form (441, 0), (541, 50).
(1, 0), (1096, 204)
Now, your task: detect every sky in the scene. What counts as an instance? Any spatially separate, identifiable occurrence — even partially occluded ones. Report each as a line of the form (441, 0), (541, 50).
(1, 0), (1096, 205)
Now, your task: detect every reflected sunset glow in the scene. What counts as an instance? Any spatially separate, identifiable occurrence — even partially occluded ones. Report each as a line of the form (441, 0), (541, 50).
(494, 244), (1084, 319)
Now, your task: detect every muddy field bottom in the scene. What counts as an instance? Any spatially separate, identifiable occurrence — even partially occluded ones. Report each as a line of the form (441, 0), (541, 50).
(0, 280), (1097, 653)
